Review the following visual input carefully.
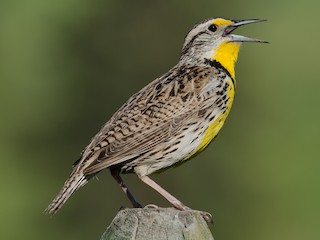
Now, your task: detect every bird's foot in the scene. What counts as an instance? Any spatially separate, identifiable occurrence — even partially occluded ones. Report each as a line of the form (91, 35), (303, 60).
(196, 210), (213, 224)
(173, 203), (213, 224)
(144, 204), (159, 209)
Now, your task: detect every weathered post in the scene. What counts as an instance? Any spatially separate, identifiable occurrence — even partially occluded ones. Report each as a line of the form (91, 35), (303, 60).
(101, 207), (214, 240)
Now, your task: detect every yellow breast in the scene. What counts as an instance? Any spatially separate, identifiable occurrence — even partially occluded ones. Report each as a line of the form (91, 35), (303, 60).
(187, 40), (239, 158)
(195, 80), (235, 154)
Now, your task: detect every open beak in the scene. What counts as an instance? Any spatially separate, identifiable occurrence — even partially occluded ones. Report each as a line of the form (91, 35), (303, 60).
(224, 19), (268, 43)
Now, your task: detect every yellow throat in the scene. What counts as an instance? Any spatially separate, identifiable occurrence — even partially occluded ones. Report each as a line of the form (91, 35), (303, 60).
(213, 41), (240, 79)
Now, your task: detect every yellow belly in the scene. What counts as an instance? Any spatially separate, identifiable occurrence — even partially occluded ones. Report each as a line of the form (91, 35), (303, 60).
(192, 79), (235, 156)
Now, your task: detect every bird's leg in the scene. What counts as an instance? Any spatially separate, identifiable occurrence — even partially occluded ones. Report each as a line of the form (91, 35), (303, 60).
(137, 175), (213, 223)
(137, 175), (189, 211)
(110, 169), (142, 208)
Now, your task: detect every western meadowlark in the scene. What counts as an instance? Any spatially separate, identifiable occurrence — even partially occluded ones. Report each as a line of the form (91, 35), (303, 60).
(46, 17), (267, 215)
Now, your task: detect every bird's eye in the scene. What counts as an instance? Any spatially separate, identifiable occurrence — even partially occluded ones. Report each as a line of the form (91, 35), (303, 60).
(208, 24), (217, 32)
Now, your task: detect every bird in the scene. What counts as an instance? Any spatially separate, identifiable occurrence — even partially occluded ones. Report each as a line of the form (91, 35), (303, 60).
(46, 17), (267, 215)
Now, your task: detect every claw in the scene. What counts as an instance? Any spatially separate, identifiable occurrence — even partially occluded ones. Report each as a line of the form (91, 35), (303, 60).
(144, 204), (159, 209)
(200, 211), (213, 224)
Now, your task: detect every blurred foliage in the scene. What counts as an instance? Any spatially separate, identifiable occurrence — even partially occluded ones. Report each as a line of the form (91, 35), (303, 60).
(1, 0), (320, 239)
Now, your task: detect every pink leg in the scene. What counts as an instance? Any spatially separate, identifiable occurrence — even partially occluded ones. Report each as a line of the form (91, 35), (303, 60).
(138, 175), (189, 211)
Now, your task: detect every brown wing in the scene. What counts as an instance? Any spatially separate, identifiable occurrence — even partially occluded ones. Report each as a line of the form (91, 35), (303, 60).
(83, 110), (198, 175)
(76, 65), (215, 175)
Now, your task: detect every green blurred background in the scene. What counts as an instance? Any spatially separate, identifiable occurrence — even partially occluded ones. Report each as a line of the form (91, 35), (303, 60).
(1, 0), (319, 239)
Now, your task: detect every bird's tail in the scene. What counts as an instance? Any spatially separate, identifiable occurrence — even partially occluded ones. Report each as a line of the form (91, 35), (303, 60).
(45, 170), (88, 215)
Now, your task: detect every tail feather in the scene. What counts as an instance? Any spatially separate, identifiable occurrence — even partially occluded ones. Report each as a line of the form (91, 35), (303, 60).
(45, 172), (88, 215)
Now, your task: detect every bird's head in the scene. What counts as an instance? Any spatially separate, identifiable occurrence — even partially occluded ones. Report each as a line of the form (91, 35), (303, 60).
(180, 18), (267, 78)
